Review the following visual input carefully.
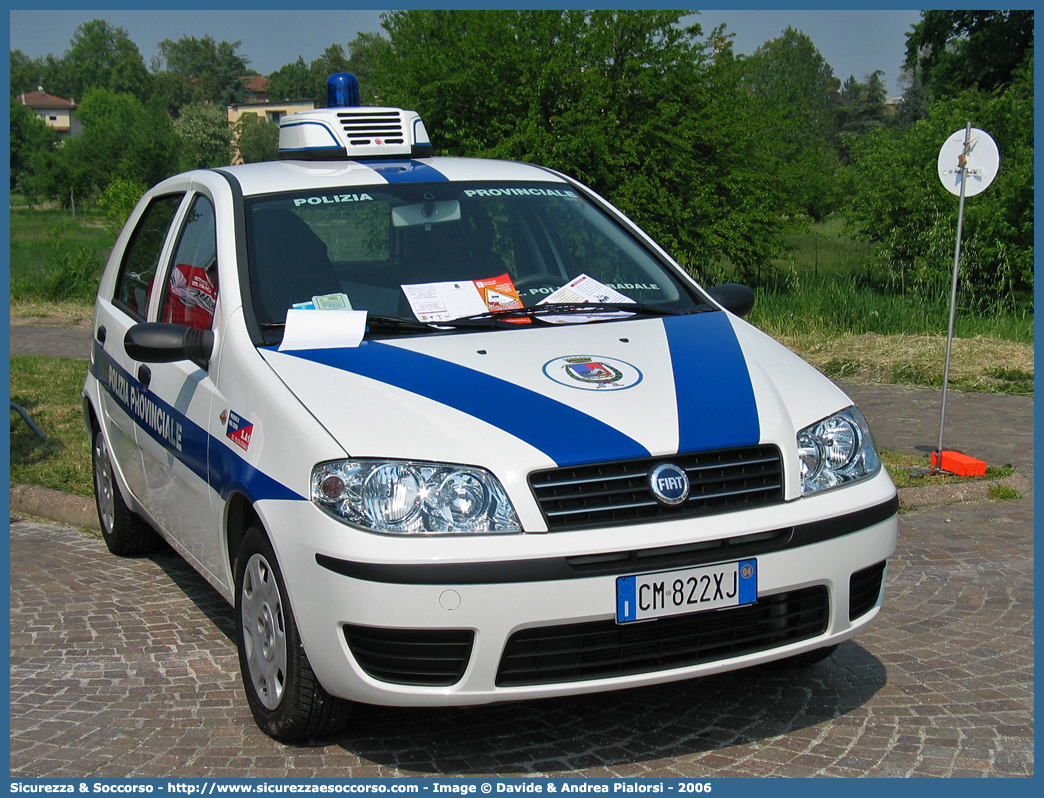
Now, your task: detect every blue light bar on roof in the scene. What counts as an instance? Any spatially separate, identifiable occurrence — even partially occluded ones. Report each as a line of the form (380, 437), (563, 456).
(278, 74), (434, 161)
(327, 73), (360, 108)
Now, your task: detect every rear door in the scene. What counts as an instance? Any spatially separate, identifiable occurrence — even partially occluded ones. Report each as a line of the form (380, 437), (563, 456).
(93, 191), (186, 508)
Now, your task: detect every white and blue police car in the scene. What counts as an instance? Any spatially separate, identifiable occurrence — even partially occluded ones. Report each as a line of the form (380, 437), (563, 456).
(83, 74), (898, 741)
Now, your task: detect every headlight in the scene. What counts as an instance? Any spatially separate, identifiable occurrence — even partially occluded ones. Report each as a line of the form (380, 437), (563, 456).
(797, 407), (881, 495)
(311, 459), (522, 535)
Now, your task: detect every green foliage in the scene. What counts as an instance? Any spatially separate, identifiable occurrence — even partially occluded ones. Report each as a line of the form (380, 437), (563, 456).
(742, 28), (842, 221)
(266, 57), (313, 102)
(10, 221), (105, 302)
(266, 44), (354, 107)
(98, 177), (147, 237)
(47, 20), (153, 103)
(845, 58), (1033, 312)
(155, 35), (250, 107)
(835, 71), (890, 137)
(10, 356), (94, 497)
(905, 10), (1034, 100)
(235, 113), (279, 163)
(175, 103), (233, 170)
(375, 10), (793, 281)
(9, 95), (60, 188)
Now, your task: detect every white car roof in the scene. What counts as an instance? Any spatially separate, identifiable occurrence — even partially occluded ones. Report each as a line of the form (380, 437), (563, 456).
(218, 157), (567, 197)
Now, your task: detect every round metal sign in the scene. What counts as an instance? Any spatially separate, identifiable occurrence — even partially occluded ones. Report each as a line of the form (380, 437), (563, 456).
(937, 127), (1000, 197)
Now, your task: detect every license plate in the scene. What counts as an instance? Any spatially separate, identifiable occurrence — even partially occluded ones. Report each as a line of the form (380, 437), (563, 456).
(616, 559), (757, 623)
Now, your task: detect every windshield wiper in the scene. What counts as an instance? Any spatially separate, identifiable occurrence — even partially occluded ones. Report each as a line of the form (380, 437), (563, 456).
(444, 302), (689, 326)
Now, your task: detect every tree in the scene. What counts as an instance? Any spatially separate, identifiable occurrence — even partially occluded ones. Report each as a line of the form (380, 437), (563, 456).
(155, 35), (250, 107)
(235, 113), (279, 163)
(373, 10), (793, 280)
(175, 103), (233, 170)
(46, 20), (153, 102)
(265, 57), (313, 102)
(10, 49), (44, 96)
(346, 33), (394, 104)
(835, 71), (889, 137)
(845, 57), (1033, 311)
(9, 95), (60, 189)
(743, 28), (841, 221)
(64, 88), (143, 189)
(904, 10), (1034, 100)
(267, 44), (355, 107)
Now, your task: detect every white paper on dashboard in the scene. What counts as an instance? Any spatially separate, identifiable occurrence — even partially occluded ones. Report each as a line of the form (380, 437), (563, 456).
(401, 280), (488, 322)
(278, 308), (367, 351)
(536, 274), (635, 323)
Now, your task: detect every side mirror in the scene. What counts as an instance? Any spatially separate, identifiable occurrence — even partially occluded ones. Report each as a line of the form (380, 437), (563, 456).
(707, 283), (755, 318)
(125, 323), (214, 369)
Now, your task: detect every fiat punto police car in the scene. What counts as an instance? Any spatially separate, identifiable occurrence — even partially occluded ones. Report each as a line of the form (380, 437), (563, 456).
(84, 74), (897, 741)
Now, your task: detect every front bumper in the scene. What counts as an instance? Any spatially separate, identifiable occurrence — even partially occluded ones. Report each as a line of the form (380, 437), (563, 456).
(260, 475), (898, 707)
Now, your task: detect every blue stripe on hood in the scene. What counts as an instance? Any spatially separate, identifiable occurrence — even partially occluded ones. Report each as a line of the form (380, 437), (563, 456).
(275, 311), (760, 467)
(275, 342), (650, 468)
(663, 312), (761, 452)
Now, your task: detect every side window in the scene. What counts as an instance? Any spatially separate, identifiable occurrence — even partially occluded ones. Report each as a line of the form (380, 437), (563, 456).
(159, 195), (218, 331)
(113, 194), (184, 321)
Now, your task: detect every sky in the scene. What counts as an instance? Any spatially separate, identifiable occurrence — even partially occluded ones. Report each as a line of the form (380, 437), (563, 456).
(8, 7), (924, 95)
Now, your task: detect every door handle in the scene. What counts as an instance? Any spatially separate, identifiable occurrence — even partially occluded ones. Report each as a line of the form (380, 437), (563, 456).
(96, 325), (107, 344)
(137, 364), (152, 390)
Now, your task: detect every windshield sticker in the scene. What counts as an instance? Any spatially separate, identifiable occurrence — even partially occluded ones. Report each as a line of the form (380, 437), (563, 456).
(536, 274), (636, 324)
(402, 273), (526, 322)
(473, 274), (524, 313)
(543, 356), (643, 391)
(463, 188), (578, 199)
(293, 193), (373, 206)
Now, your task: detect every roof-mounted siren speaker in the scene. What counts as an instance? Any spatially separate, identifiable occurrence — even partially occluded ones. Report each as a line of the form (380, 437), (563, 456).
(278, 73), (434, 161)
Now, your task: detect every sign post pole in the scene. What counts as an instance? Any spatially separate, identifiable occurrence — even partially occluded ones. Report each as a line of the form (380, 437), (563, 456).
(933, 124), (1000, 473)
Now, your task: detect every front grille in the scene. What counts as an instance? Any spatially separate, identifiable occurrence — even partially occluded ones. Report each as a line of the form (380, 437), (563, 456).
(336, 110), (406, 147)
(530, 445), (784, 531)
(343, 626), (474, 686)
(849, 560), (887, 620)
(497, 586), (828, 686)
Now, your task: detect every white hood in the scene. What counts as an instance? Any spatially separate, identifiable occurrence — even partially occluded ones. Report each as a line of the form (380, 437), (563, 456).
(260, 312), (850, 480)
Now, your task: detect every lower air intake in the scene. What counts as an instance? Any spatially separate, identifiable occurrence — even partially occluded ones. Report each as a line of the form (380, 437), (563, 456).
(344, 626), (474, 686)
(496, 586), (828, 686)
(849, 560), (887, 620)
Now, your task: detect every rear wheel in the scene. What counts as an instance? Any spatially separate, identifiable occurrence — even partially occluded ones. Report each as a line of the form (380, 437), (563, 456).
(235, 527), (351, 741)
(92, 428), (159, 555)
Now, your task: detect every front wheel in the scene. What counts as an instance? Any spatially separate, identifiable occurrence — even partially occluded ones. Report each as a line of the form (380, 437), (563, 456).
(235, 527), (351, 741)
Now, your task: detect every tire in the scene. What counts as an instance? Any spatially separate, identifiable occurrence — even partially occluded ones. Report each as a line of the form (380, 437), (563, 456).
(234, 526), (352, 742)
(765, 644), (840, 670)
(92, 427), (159, 556)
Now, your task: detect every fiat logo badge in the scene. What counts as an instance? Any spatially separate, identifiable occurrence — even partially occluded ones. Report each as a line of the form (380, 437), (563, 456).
(650, 463), (690, 506)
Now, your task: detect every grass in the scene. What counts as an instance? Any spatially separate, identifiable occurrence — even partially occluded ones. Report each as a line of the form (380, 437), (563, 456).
(8, 206), (114, 303)
(9, 356), (93, 497)
(779, 332), (1034, 395)
(881, 449), (1017, 490)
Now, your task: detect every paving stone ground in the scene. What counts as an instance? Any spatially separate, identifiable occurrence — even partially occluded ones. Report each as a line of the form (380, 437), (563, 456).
(8, 327), (1034, 778)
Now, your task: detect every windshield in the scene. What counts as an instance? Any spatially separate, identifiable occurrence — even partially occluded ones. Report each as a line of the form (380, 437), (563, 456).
(244, 180), (705, 341)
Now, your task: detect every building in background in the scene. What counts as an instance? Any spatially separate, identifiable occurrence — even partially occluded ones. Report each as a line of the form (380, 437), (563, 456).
(18, 90), (82, 137)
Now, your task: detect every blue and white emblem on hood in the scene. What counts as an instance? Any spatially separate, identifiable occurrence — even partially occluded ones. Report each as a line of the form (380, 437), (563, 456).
(543, 356), (642, 391)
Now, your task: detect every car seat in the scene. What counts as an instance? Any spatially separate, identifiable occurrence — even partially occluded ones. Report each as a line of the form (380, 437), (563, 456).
(250, 209), (342, 324)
